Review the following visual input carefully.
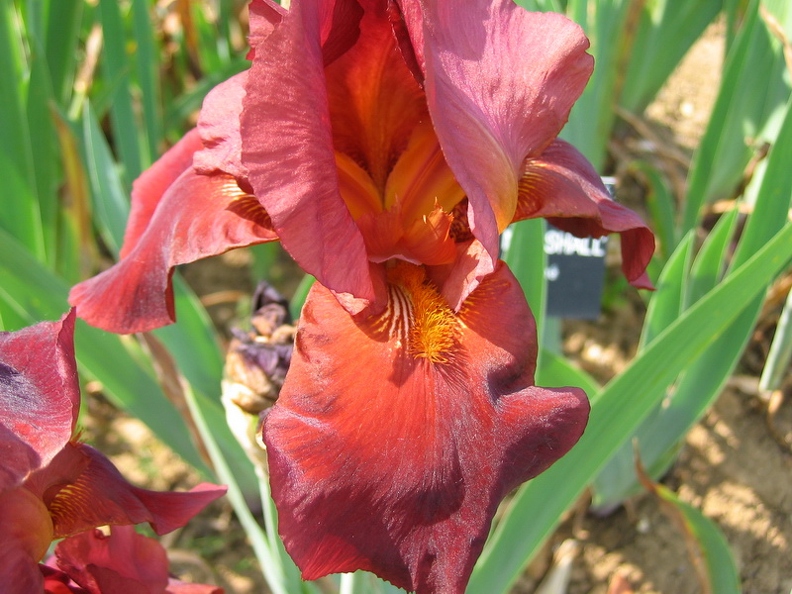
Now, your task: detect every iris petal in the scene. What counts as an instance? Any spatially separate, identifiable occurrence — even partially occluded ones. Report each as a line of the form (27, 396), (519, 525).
(418, 0), (594, 273)
(0, 311), (79, 492)
(69, 170), (277, 334)
(241, 0), (374, 312)
(22, 442), (225, 539)
(53, 526), (169, 593)
(120, 130), (204, 260)
(192, 71), (250, 183)
(1, 546), (44, 594)
(356, 204), (456, 266)
(264, 262), (588, 593)
(516, 139), (655, 288)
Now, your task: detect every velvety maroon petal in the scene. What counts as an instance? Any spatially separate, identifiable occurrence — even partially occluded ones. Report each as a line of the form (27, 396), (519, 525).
(0, 486), (56, 593)
(264, 262), (589, 593)
(0, 311), (78, 492)
(121, 130), (204, 260)
(54, 527), (225, 594)
(420, 1), (593, 262)
(515, 139), (655, 288)
(55, 526), (169, 594)
(69, 170), (277, 333)
(241, 0), (374, 312)
(24, 442), (226, 539)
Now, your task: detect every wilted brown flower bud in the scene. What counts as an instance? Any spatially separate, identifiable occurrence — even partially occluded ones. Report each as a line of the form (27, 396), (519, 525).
(222, 281), (295, 470)
(224, 282), (295, 413)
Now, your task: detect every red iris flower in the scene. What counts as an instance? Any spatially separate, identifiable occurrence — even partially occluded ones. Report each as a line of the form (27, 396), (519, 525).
(0, 311), (226, 593)
(68, 0), (653, 333)
(69, 0), (655, 592)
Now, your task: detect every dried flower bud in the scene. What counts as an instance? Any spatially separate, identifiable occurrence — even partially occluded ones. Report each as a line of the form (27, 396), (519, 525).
(222, 281), (295, 470)
(224, 281), (294, 414)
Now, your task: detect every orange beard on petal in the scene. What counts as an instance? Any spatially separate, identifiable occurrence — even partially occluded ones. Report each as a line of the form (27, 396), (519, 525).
(370, 262), (459, 364)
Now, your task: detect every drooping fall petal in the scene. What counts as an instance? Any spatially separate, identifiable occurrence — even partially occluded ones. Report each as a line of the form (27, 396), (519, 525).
(69, 169), (277, 334)
(23, 442), (226, 539)
(419, 0), (594, 263)
(515, 139), (655, 288)
(241, 0), (375, 312)
(264, 262), (589, 593)
(0, 310), (79, 492)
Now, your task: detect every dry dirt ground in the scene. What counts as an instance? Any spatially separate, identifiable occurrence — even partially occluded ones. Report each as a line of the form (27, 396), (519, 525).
(81, 19), (792, 594)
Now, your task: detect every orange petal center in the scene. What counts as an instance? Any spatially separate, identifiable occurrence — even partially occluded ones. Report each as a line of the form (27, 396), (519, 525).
(335, 124), (465, 225)
(327, 7), (465, 262)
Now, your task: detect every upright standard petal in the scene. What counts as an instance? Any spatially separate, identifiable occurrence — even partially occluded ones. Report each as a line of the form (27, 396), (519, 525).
(192, 72), (251, 183)
(69, 169), (277, 334)
(419, 0), (593, 263)
(241, 0), (374, 312)
(264, 262), (588, 593)
(515, 139), (655, 288)
(0, 311), (79, 492)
